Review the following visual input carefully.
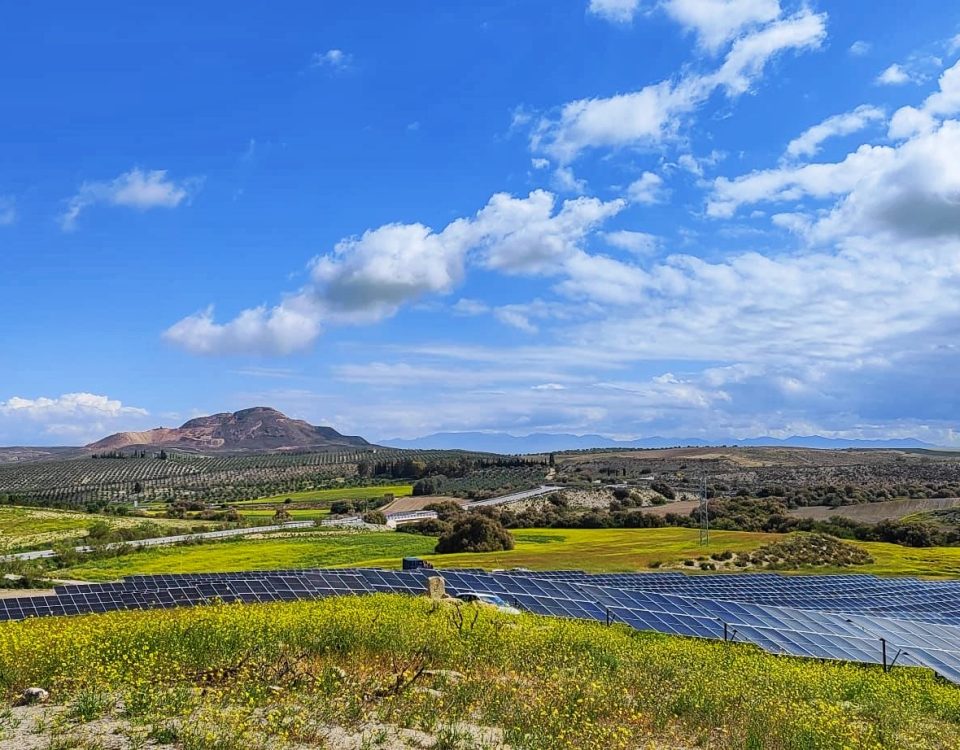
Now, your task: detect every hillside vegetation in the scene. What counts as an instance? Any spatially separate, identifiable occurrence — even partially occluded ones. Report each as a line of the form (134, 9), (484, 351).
(2, 596), (959, 749)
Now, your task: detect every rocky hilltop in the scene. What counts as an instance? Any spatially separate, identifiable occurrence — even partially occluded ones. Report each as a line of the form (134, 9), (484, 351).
(86, 407), (369, 453)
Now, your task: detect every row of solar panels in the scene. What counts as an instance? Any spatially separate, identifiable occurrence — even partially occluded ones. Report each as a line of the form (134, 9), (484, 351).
(500, 570), (960, 624)
(3, 567), (960, 685)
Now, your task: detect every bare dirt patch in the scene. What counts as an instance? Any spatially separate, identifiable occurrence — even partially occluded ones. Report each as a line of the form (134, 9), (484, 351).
(381, 496), (468, 514)
(789, 497), (960, 523)
(642, 499), (700, 517)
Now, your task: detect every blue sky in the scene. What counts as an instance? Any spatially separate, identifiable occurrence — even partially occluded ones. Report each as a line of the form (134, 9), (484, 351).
(3, 0), (960, 446)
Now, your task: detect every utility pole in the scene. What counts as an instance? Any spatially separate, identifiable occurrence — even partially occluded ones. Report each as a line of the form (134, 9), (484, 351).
(699, 473), (709, 546)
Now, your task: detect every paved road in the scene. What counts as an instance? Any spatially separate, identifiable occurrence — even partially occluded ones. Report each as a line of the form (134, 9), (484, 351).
(469, 485), (564, 507)
(2, 520), (315, 562)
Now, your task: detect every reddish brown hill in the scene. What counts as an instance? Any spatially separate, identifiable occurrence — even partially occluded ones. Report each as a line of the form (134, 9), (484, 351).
(86, 407), (370, 453)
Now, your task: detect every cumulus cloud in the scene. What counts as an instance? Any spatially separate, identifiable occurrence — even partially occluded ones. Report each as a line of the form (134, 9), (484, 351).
(467, 190), (625, 274)
(587, 0), (641, 23)
(663, 0), (781, 52)
(888, 59), (960, 139)
(163, 301), (323, 356)
(60, 168), (200, 230)
(0, 393), (149, 444)
(876, 63), (911, 85)
(532, 9), (826, 162)
(785, 104), (885, 158)
(165, 190), (624, 355)
(707, 143), (895, 217)
(626, 171), (666, 203)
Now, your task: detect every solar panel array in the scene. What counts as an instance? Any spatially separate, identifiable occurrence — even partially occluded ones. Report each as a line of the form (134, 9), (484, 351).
(3, 568), (960, 684)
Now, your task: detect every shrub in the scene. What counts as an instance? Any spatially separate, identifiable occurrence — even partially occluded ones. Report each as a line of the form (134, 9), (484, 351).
(412, 475), (447, 496)
(651, 481), (675, 500)
(435, 515), (515, 554)
(396, 518), (452, 537)
(424, 500), (465, 521)
(362, 510), (388, 525)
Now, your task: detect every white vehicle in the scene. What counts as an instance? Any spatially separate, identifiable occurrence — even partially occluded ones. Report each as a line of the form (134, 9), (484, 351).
(456, 592), (521, 615)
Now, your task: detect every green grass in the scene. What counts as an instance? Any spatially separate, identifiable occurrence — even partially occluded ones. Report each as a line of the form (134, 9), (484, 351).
(236, 508), (331, 521)
(63, 531), (438, 581)
(851, 540), (960, 578)
(0, 505), (216, 552)
(61, 527), (776, 581)
(58, 524), (960, 582)
(229, 484), (413, 506)
(3, 595), (959, 749)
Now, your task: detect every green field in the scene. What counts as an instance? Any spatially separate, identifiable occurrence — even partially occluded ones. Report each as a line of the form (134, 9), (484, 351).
(236, 508), (331, 521)
(58, 525), (960, 582)
(0, 505), (217, 553)
(229, 483), (413, 505)
(62, 527), (775, 580)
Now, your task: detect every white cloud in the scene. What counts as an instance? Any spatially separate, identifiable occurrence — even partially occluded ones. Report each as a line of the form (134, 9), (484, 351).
(626, 171), (666, 203)
(313, 222), (467, 317)
(531, 157), (550, 169)
(603, 229), (659, 254)
(494, 307), (540, 333)
(0, 197), (15, 226)
(663, 0), (781, 52)
(812, 120), (960, 242)
(552, 166), (586, 193)
(163, 301), (323, 356)
(785, 104), (885, 158)
(707, 143), (895, 217)
(950, 34), (960, 55)
(468, 190), (626, 275)
(0, 393), (150, 444)
(849, 40), (871, 57)
(311, 49), (352, 70)
(165, 190), (624, 355)
(452, 298), (490, 316)
(533, 9), (826, 162)
(60, 168), (199, 230)
(888, 59), (960, 139)
(587, 0), (641, 24)
(876, 63), (911, 85)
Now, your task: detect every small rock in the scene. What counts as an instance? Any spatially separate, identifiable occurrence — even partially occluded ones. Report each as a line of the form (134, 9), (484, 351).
(268, 685), (284, 694)
(330, 667), (347, 681)
(21, 687), (49, 705)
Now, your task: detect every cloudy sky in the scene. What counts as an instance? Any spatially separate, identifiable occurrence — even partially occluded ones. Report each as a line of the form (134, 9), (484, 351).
(3, 1), (960, 446)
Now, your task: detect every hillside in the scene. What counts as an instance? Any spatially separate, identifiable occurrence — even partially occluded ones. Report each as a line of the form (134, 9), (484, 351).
(87, 406), (370, 454)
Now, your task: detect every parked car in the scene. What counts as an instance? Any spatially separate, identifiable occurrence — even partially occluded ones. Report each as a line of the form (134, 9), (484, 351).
(456, 592), (521, 614)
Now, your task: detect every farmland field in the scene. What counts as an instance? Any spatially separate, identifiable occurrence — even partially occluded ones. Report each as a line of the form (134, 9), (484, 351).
(236, 508), (331, 522)
(61, 527), (777, 580)
(790, 496), (960, 523)
(0, 505), (217, 553)
(56, 525), (960, 582)
(2, 595), (959, 749)
(230, 483), (413, 505)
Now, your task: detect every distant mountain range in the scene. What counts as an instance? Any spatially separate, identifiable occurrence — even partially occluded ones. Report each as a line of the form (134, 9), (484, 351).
(382, 431), (937, 454)
(87, 407), (370, 454)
